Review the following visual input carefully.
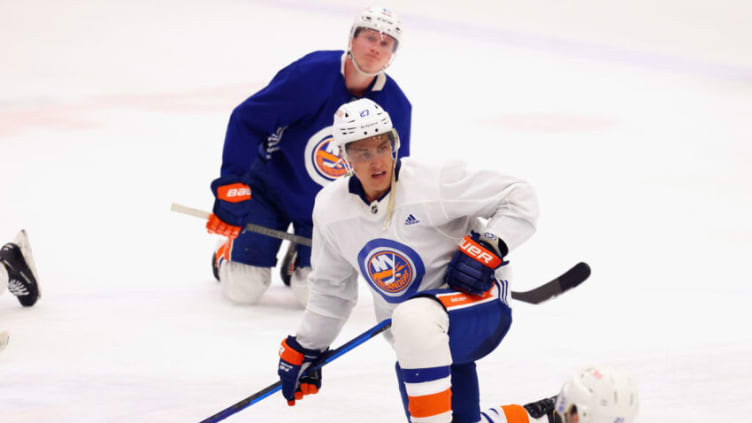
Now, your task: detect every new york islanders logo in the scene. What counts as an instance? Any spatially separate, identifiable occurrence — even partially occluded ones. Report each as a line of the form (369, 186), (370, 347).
(368, 251), (412, 293)
(358, 239), (425, 303)
(305, 126), (348, 186)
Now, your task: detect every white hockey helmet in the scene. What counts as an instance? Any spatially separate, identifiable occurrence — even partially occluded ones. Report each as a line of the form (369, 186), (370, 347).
(349, 6), (402, 52)
(555, 366), (639, 423)
(332, 98), (399, 161)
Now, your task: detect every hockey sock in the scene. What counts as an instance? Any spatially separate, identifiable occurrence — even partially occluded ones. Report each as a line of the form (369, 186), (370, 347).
(392, 297), (453, 422)
(400, 365), (452, 422)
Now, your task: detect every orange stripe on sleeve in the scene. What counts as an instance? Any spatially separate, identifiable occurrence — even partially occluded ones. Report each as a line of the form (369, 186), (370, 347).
(408, 389), (452, 418)
(501, 404), (530, 423)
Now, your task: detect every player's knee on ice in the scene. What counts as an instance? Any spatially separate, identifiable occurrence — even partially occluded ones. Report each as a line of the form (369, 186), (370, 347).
(218, 261), (271, 304)
(289, 266), (311, 307)
(391, 297), (451, 369)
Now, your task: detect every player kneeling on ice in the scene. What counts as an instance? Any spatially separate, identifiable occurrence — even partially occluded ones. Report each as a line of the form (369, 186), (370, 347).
(276, 98), (541, 422)
(205, 6), (411, 308)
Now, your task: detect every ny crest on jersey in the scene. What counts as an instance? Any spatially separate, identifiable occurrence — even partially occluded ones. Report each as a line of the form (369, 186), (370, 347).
(357, 239), (424, 304)
(304, 126), (348, 186)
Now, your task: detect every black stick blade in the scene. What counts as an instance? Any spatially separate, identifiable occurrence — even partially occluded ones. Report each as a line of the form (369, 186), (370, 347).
(559, 261), (590, 290)
(511, 262), (591, 304)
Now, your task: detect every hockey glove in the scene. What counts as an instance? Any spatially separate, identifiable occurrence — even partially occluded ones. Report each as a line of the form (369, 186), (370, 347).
(444, 231), (508, 296)
(207, 176), (252, 239)
(278, 336), (325, 406)
(206, 214), (241, 239)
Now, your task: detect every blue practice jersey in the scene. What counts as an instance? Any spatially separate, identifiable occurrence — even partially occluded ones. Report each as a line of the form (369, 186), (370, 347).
(219, 50), (412, 223)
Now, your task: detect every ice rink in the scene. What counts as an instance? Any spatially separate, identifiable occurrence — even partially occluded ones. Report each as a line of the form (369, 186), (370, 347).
(2, 1), (751, 421)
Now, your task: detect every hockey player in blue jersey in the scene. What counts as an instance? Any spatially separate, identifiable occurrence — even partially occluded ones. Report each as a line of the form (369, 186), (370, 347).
(206, 7), (411, 307)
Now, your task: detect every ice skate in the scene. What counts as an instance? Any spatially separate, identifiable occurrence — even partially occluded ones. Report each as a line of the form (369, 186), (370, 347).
(279, 242), (297, 287)
(0, 230), (41, 307)
(211, 251), (220, 281)
(211, 239), (231, 282)
(523, 395), (562, 423)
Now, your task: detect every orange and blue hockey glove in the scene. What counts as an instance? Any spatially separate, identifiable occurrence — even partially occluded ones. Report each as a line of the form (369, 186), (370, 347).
(207, 176), (252, 239)
(278, 336), (325, 406)
(444, 231), (508, 295)
(205, 214), (241, 239)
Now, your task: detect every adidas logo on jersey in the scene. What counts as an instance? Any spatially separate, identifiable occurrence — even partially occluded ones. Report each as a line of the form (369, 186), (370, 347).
(404, 214), (420, 226)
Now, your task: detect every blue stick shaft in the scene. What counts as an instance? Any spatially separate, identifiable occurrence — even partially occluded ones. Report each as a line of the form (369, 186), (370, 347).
(199, 319), (392, 423)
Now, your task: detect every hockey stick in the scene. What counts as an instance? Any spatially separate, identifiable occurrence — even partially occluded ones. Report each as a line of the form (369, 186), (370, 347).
(199, 264), (589, 422)
(510, 261), (590, 305)
(170, 203), (312, 247)
(277, 240), (590, 305)
(199, 263), (590, 422)
(171, 203), (591, 304)
(199, 318), (393, 423)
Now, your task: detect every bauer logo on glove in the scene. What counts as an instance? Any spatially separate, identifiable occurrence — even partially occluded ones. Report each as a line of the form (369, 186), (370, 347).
(209, 176), (254, 232)
(458, 236), (503, 268)
(445, 231), (508, 296)
(216, 183), (251, 202)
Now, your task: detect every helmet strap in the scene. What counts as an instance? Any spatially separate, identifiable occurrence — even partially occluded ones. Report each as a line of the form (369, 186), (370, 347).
(347, 50), (386, 77)
(338, 147), (354, 177)
(382, 155), (397, 231)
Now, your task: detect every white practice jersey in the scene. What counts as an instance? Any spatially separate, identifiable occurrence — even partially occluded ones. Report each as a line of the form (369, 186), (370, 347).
(296, 158), (539, 350)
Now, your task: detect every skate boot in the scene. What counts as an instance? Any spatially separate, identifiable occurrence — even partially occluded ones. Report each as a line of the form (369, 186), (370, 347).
(211, 252), (220, 281)
(212, 239), (233, 282)
(523, 395), (562, 423)
(279, 242), (297, 287)
(0, 230), (41, 307)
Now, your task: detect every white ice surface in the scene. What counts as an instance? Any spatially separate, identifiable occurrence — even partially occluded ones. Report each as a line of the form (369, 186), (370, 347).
(1, 1), (751, 422)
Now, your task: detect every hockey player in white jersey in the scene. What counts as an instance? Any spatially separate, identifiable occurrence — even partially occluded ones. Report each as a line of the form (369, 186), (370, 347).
(276, 98), (543, 422)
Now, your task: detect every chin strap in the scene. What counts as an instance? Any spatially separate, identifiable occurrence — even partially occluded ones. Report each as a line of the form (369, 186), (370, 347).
(347, 50), (394, 78)
(382, 154), (398, 231)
